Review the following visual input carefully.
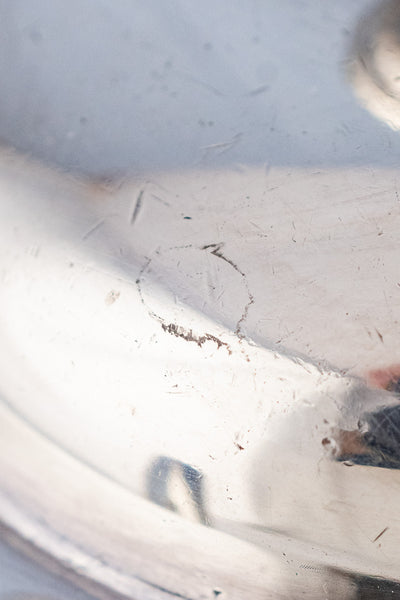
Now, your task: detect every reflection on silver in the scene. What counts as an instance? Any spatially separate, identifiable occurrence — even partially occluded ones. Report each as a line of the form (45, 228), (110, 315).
(3, 2), (400, 599)
(2, 153), (400, 598)
(336, 404), (400, 469)
(147, 457), (209, 525)
(349, 0), (400, 129)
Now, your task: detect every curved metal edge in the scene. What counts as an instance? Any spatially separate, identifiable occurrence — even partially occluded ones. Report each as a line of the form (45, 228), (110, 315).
(0, 521), (130, 600)
(0, 400), (302, 600)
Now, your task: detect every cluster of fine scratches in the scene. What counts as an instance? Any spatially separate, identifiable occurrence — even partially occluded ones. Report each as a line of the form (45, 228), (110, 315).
(135, 259), (232, 353)
(128, 183), (255, 344)
(135, 242), (255, 353)
(201, 242), (254, 339)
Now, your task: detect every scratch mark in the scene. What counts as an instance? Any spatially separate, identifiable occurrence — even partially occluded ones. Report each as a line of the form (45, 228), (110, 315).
(168, 244), (193, 250)
(28, 245), (40, 257)
(202, 243), (245, 276)
(135, 574), (192, 600)
(201, 133), (242, 159)
(202, 242), (254, 339)
(136, 258), (231, 354)
(151, 193), (170, 207)
(136, 258), (163, 323)
(383, 290), (393, 324)
(178, 72), (224, 97)
(246, 84), (269, 97)
(130, 189), (144, 225)
(373, 526), (389, 543)
(375, 328), (384, 343)
(235, 293), (255, 339)
(249, 220), (263, 231)
(82, 219), (106, 241)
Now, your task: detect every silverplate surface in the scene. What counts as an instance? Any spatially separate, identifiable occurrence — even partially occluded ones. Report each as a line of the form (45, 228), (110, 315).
(2, 2), (400, 599)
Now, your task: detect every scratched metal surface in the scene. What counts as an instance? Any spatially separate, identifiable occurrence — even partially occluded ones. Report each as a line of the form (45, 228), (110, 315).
(2, 1), (400, 599)
(0, 0), (399, 175)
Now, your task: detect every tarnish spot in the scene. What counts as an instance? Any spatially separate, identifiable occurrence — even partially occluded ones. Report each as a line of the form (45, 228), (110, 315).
(161, 322), (231, 353)
(136, 259), (232, 354)
(105, 289), (120, 305)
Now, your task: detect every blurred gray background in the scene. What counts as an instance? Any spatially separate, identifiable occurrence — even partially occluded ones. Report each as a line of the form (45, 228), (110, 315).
(0, 0), (397, 177)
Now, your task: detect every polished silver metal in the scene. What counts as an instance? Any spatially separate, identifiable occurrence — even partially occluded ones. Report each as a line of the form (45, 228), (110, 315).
(2, 2), (400, 599)
(349, 0), (400, 130)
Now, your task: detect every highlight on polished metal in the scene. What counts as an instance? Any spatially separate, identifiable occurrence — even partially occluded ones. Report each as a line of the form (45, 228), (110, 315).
(2, 155), (400, 599)
(3, 2), (400, 600)
(349, 0), (400, 129)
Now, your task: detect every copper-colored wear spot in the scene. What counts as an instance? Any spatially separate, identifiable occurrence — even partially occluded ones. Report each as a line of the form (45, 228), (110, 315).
(336, 430), (369, 457)
(366, 365), (400, 391)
